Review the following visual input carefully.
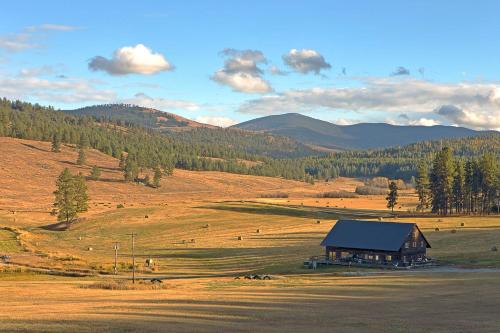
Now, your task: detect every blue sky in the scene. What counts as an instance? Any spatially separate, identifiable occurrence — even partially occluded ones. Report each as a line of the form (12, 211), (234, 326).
(1, 1), (499, 129)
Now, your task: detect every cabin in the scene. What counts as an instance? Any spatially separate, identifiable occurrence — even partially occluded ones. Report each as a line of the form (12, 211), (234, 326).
(320, 220), (431, 266)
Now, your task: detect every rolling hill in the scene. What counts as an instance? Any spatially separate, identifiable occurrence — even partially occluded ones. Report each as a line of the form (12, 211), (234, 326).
(65, 104), (214, 130)
(232, 113), (495, 150)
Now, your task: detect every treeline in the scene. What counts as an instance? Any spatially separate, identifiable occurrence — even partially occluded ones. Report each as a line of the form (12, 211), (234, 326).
(0, 98), (498, 184)
(0, 98), (308, 181)
(415, 148), (499, 214)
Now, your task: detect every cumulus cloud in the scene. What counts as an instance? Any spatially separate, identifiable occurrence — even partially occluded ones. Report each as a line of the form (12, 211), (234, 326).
(19, 66), (54, 77)
(121, 93), (199, 112)
(89, 44), (173, 75)
(409, 118), (441, 126)
(282, 48), (331, 75)
(435, 104), (499, 130)
(237, 78), (500, 130)
(195, 116), (237, 127)
(0, 75), (115, 104)
(392, 66), (410, 76)
(211, 48), (272, 93)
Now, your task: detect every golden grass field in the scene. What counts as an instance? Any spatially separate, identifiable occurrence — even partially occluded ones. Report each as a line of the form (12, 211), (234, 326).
(1, 137), (499, 332)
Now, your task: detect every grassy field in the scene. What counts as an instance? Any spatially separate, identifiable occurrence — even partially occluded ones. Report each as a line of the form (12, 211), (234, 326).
(0, 137), (499, 332)
(0, 273), (499, 333)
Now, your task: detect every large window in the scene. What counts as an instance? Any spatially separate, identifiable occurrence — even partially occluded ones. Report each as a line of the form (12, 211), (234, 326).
(386, 255), (392, 261)
(404, 242), (409, 249)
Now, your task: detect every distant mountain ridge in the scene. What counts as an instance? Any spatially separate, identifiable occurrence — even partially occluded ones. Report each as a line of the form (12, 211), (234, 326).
(232, 113), (495, 150)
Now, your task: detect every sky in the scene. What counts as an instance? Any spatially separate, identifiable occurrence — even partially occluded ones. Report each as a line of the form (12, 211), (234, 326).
(1, 1), (499, 130)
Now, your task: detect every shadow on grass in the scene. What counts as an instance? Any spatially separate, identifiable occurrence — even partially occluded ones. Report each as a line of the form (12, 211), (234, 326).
(201, 202), (390, 221)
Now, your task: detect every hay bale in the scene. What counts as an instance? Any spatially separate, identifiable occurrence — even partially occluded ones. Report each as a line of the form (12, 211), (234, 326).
(437, 219), (443, 222)
(191, 239), (195, 243)
(256, 229), (261, 233)
(78, 236), (83, 241)
(237, 236), (243, 241)
(435, 227), (440, 232)
(491, 246), (498, 252)
(451, 229), (457, 234)
(204, 224), (210, 228)
(144, 215), (149, 219)
(460, 222), (465, 227)
(87, 247), (93, 251)
(316, 220), (321, 224)
(378, 217), (383, 221)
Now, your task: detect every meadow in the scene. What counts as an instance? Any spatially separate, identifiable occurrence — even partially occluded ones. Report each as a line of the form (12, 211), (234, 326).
(0, 137), (499, 332)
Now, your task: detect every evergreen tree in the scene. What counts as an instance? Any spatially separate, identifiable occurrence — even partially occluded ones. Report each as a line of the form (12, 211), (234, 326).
(53, 168), (78, 223)
(415, 160), (430, 211)
(51, 133), (61, 152)
(153, 167), (162, 188)
(386, 181), (398, 212)
(124, 158), (139, 182)
(479, 153), (497, 214)
(73, 173), (89, 213)
(451, 160), (465, 214)
(77, 148), (86, 165)
(89, 165), (101, 180)
(119, 152), (127, 170)
(430, 147), (454, 215)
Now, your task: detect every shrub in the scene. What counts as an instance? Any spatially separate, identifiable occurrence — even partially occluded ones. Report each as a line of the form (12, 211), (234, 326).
(260, 192), (289, 198)
(316, 190), (357, 198)
(116, 204), (124, 209)
(355, 186), (388, 195)
(366, 177), (389, 188)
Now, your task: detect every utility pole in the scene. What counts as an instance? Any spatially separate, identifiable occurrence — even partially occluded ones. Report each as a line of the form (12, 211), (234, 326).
(127, 233), (137, 284)
(113, 242), (120, 275)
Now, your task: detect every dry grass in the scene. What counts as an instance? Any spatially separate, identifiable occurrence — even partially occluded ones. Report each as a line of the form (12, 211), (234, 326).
(0, 273), (499, 332)
(82, 279), (168, 290)
(1, 137), (500, 332)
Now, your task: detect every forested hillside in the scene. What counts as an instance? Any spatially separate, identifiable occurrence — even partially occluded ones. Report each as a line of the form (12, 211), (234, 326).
(65, 104), (318, 158)
(1, 98), (498, 183)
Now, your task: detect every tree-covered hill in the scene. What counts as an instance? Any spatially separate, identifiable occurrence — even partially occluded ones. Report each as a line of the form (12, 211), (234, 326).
(64, 104), (319, 158)
(1, 98), (498, 182)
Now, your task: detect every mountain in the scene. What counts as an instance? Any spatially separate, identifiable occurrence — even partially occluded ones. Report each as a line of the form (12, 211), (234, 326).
(65, 104), (215, 130)
(232, 113), (494, 150)
(63, 104), (318, 158)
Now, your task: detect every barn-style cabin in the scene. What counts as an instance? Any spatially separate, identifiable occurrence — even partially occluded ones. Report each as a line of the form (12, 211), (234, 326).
(320, 220), (431, 266)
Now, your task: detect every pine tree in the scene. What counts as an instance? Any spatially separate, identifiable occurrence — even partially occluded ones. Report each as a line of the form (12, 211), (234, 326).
(451, 160), (465, 214)
(53, 168), (78, 223)
(90, 165), (101, 180)
(77, 148), (86, 165)
(153, 167), (162, 188)
(386, 181), (398, 212)
(415, 160), (430, 211)
(430, 147), (454, 215)
(124, 158), (139, 182)
(119, 153), (127, 170)
(51, 133), (61, 152)
(479, 153), (497, 214)
(73, 173), (89, 213)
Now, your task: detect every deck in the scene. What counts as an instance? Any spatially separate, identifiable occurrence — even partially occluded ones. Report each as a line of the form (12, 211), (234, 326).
(304, 256), (437, 270)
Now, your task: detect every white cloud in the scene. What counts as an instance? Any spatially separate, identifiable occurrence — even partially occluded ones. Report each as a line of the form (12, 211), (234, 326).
(211, 48), (272, 93)
(268, 65), (287, 76)
(408, 118), (441, 126)
(282, 48), (331, 75)
(195, 116), (237, 128)
(88, 44), (173, 75)
(121, 93), (199, 112)
(0, 24), (78, 52)
(238, 77), (500, 130)
(0, 75), (115, 104)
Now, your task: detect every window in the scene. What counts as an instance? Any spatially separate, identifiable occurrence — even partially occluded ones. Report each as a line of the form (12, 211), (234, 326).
(404, 242), (409, 249)
(386, 255), (392, 261)
(420, 241), (424, 247)
(412, 241), (417, 247)
(375, 255), (379, 261)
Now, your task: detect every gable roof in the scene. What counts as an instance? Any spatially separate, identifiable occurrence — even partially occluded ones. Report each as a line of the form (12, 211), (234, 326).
(320, 220), (430, 252)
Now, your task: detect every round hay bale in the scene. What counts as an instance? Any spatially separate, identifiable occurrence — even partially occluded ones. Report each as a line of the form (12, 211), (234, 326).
(144, 215), (149, 219)
(378, 217), (383, 221)
(435, 227), (440, 232)
(256, 229), (261, 233)
(460, 222), (465, 227)
(237, 236), (243, 241)
(451, 229), (457, 234)
(491, 246), (498, 252)
(191, 239), (195, 243)
(87, 247), (93, 251)
(78, 236), (83, 241)
(316, 220), (321, 224)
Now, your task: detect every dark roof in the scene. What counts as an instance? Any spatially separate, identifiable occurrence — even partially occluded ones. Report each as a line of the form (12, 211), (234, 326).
(320, 220), (430, 252)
